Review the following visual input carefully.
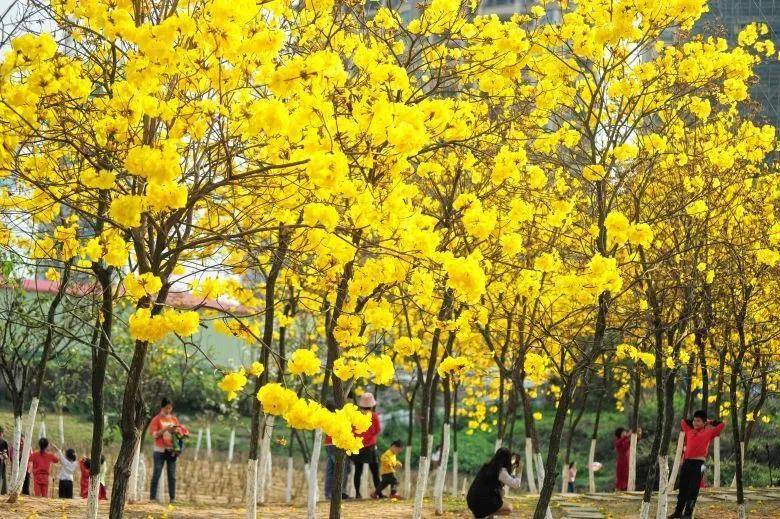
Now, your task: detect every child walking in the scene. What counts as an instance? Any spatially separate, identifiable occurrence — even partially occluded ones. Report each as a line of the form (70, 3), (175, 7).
(669, 410), (725, 519)
(53, 446), (77, 498)
(372, 440), (404, 499)
(566, 461), (577, 493)
(28, 438), (58, 497)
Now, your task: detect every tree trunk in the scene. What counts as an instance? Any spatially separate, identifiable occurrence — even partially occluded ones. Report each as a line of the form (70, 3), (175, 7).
(307, 429), (323, 519)
(8, 263), (71, 502)
(86, 265), (113, 519)
(434, 423), (450, 514)
(532, 377), (575, 519)
(128, 435), (142, 502)
(628, 370), (641, 492)
(257, 416), (274, 504)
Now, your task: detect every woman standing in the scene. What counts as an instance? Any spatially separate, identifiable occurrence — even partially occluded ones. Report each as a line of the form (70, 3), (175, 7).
(350, 392), (381, 499)
(466, 448), (522, 518)
(149, 397), (182, 502)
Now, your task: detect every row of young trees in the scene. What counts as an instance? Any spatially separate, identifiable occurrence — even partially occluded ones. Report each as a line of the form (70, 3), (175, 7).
(1, 0), (777, 518)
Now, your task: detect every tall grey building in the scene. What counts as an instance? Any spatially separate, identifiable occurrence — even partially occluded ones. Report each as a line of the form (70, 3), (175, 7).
(695, 0), (779, 129)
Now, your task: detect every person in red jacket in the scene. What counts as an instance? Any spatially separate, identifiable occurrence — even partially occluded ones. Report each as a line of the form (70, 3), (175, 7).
(149, 397), (182, 502)
(349, 392), (381, 499)
(28, 438), (58, 497)
(613, 428), (630, 491)
(613, 427), (640, 491)
(669, 410), (725, 519)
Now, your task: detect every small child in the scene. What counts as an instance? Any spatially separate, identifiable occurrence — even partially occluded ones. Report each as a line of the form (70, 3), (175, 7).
(372, 440), (404, 499)
(567, 461), (577, 493)
(53, 446), (78, 498)
(80, 456), (108, 500)
(28, 438), (59, 497)
(670, 410), (725, 519)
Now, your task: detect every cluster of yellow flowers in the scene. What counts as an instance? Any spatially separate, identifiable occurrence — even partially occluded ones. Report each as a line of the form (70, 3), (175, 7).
(128, 308), (200, 342)
(333, 355), (395, 385)
(256, 383), (370, 453)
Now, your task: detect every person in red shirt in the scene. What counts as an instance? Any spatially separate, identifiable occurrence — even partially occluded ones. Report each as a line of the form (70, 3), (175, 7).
(149, 397), (182, 502)
(28, 438), (58, 497)
(614, 427), (641, 491)
(669, 410), (725, 519)
(79, 456), (107, 500)
(349, 392), (381, 499)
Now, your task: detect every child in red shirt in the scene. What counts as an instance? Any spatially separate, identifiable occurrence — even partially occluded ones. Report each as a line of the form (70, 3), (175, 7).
(79, 456), (107, 500)
(670, 410), (725, 519)
(28, 438), (59, 497)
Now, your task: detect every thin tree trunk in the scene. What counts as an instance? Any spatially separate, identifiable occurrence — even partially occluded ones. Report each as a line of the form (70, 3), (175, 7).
(87, 265), (113, 519)
(8, 262), (72, 502)
(533, 376), (576, 519)
(307, 429), (323, 519)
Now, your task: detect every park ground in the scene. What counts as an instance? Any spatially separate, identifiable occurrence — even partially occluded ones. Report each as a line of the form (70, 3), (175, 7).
(2, 490), (780, 518)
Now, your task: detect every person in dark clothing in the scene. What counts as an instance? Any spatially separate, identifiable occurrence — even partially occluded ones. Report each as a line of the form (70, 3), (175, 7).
(669, 410), (725, 519)
(0, 427), (8, 494)
(466, 448), (522, 518)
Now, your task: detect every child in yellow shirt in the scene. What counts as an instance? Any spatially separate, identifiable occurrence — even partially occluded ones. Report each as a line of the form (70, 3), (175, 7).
(371, 440), (404, 499)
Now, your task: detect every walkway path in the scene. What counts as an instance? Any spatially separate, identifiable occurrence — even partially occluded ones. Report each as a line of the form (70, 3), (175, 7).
(2, 488), (779, 518)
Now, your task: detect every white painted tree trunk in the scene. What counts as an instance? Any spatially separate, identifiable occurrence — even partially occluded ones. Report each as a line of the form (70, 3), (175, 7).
(561, 463), (568, 494)
(434, 423), (451, 514)
(157, 467), (166, 503)
(10, 415), (22, 487)
(245, 458), (259, 519)
(535, 451), (545, 493)
(285, 456), (294, 504)
(494, 438), (502, 452)
(138, 454), (147, 496)
(12, 397), (39, 494)
(730, 441), (745, 488)
(525, 437), (537, 493)
(713, 436), (721, 487)
(628, 432), (638, 491)
(534, 453), (553, 519)
(655, 455), (669, 519)
(461, 476), (467, 496)
(737, 502), (746, 519)
(451, 450), (458, 496)
(194, 429), (202, 460)
(307, 429), (322, 519)
(86, 472), (101, 518)
(412, 455), (431, 519)
(206, 425), (213, 460)
(257, 416), (274, 504)
(39, 421), (46, 439)
(128, 435), (142, 502)
(588, 438), (597, 493)
(668, 431), (685, 488)
(228, 428), (236, 464)
(347, 461), (356, 498)
(640, 500), (651, 519)
(403, 447), (412, 498)
(361, 463), (370, 497)
(58, 414), (65, 445)
(266, 452), (273, 493)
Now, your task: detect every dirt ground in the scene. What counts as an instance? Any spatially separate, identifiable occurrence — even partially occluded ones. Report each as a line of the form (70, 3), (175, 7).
(2, 491), (780, 519)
